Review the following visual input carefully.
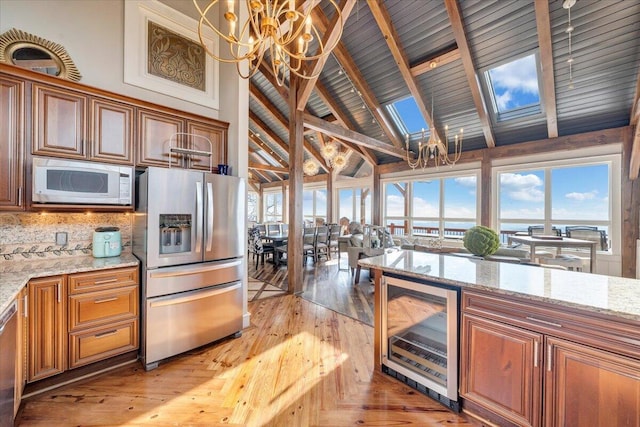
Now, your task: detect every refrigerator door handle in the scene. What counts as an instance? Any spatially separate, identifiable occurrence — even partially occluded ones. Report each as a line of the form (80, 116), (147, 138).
(148, 260), (242, 278)
(196, 181), (203, 253)
(206, 182), (214, 252)
(149, 283), (241, 308)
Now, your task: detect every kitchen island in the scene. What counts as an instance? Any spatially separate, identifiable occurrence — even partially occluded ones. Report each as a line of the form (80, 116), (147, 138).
(359, 250), (640, 426)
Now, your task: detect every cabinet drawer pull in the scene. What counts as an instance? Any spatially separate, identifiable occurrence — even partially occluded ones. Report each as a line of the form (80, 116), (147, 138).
(533, 340), (539, 368)
(547, 343), (553, 372)
(94, 278), (119, 285)
(94, 297), (118, 304)
(95, 330), (118, 338)
(525, 316), (562, 328)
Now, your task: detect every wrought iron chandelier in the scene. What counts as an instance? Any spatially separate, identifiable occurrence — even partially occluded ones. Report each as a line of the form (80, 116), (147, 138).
(193, 0), (344, 85)
(405, 125), (463, 169)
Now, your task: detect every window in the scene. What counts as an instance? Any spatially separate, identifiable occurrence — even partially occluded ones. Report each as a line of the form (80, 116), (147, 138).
(495, 158), (615, 251)
(263, 191), (283, 223)
(484, 53), (542, 122)
(247, 191), (258, 223)
(303, 188), (327, 224)
(386, 96), (429, 139)
(338, 187), (371, 225)
(383, 173), (479, 238)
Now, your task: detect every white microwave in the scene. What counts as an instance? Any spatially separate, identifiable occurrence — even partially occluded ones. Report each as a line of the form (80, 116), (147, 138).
(32, 157), (133, 205)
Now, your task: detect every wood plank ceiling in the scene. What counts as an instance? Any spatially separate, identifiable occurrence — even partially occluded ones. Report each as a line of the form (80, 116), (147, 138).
(246, 0), (640, 185)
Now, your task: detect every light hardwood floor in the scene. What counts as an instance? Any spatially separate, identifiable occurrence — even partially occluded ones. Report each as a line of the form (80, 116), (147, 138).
(249, 251), (375, 325)
(17, 291), (475, 426)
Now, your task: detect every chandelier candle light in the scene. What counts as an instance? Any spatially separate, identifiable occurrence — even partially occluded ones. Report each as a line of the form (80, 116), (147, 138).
(193, 0), (344, 85)
(405, 125), (463, 170)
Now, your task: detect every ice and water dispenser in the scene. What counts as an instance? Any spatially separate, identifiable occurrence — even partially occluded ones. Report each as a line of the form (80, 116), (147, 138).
(159, 214), (191, 254)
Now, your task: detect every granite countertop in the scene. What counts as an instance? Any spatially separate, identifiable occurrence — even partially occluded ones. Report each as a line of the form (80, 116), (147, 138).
(359, 249), (640, 322)
(0, 253), (139, 314)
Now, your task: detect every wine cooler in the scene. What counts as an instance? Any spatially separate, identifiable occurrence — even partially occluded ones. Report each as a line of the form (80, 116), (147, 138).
(381, 275), (460, 411)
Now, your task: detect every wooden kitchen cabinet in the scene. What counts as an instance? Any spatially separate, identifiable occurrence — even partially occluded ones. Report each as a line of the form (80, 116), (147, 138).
(32, 83), (86, 159)
(88, 98), (134, 165)
(26, 267), (139, 382)
(14, 288), (26, 417)
(137, 108), (228, 172)
(67, 267), (138, 369)
(136, 108), (184, 168)
(460, 290), (640, 427)
(544, 337), (640, 427)
(27, 276), (66, 383)
(186, 120), (226, 171)
(32, 83), (134, 165)
(0, 75), (25, 210)
(460, 313), (542, 427)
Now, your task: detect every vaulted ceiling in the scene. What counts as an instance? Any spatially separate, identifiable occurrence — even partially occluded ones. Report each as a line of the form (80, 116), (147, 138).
(182, 0), (640, 186)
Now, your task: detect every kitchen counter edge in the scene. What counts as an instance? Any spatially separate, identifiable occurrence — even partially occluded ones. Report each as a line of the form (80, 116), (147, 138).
(0, 254), (140, 313)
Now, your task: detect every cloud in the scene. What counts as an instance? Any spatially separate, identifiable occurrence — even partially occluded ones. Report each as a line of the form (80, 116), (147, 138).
(565, 190), (598, 201)
(454, 176), (477, 187)
(412, 197), (439, 217)
(490, 55), (539, 95)
(500, 172), (544, 202)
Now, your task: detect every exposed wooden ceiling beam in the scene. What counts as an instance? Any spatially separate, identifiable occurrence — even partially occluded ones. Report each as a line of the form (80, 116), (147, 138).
(631, 68), (640, 125)
(249, 132), (288, 168)
(252, 68), (329, 171)
(368, 0), (441, 142)
(297, 0), (357, 111)
(248, 180), (261, 192)
(249, 161), (289, 173)
(444, 0), (496, 148)
(534, 0), (559, 138)
(304, 113), (408, 159)
(314, 9), (403, 149)
(410, 45), (460, 77)
(314, 79), (378, 165)
(250, 110), (289, 153)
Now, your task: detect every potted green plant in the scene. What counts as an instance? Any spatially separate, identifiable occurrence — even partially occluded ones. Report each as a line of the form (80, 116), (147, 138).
(463, 226), (500, 257)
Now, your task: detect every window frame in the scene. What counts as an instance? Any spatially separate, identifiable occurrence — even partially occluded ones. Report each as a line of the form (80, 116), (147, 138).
(381, 167), (481, 239)
(492, 151), (621, 255)
(480, 51), (545, 124)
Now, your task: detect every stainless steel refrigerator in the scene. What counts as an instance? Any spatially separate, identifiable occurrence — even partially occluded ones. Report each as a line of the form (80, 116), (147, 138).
(133, 167), (245, 370)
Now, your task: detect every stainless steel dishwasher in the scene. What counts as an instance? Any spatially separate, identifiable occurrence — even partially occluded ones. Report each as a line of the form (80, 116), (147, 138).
(0, 301), (17, 427)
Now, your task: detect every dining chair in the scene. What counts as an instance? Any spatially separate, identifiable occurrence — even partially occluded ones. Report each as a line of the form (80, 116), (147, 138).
(303, 227), (317, 265)
(328, 224), (341, 258)
(566, 226), (608, 251)
(314, 225), (330, 262)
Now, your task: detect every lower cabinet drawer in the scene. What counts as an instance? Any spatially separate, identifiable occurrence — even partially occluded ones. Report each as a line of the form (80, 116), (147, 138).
(69, 286), (138, 331)
(69, 320), (138, 369)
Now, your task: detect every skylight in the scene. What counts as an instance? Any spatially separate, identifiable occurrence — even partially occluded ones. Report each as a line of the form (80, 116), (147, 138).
(386, 96), (429, 137)
(485, 53), (541, 120)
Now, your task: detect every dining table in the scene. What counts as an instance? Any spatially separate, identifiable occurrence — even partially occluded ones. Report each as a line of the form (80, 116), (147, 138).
(508, 234), (598, 272)
(263, 233), (289, 266)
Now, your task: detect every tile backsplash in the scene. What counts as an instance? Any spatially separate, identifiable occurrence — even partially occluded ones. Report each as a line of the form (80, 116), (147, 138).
(0, 213), (132, 261)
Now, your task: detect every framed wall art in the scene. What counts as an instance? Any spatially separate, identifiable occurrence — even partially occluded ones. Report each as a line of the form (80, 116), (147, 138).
(124, 0), (219, 110)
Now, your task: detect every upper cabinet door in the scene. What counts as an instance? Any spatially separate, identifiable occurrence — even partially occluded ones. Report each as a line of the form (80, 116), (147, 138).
(32, 84), (86, 159)
(136, 109), (184, 168)
(89, 98), (134, 165)
(0, 76), (25, 210)
(185, 121), (227, 172)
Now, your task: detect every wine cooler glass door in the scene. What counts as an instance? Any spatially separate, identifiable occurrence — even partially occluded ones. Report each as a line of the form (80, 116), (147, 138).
(382, 276), (459, 401)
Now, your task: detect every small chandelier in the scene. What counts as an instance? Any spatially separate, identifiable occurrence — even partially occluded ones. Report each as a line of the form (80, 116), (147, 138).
(332, 151), (348, 171)
(303, 159), (319, 176)
(321, 140), (339, 160)
(405, 126), (463, 170)
(193, 0), (344, 86)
